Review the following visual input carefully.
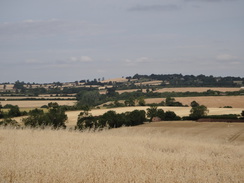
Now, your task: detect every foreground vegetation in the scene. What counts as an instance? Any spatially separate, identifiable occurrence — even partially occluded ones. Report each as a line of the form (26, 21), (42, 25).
(0, 126), (243, 183)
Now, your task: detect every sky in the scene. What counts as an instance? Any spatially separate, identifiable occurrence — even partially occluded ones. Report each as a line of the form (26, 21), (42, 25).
(0, 0), (243, 83)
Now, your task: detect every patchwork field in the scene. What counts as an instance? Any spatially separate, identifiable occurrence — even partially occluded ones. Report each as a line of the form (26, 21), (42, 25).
(0, 122), (243, 182)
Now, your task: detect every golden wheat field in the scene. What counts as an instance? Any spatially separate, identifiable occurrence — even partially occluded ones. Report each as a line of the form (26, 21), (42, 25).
(0, 122), (243, 183)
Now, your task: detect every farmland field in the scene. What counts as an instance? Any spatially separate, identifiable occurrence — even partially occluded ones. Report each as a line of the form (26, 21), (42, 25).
(0, 122), (243, 182)
(145, 96), (244, 108)
(116, 87), (242, 94)
(155, 87), (242, 93)
(0, 96), (76, 100)
(64, 106), (244, 127)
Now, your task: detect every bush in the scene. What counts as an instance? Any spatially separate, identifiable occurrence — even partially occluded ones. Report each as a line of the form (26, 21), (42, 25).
(0, 118), (19, 127)
(76, 109), (147, 130)
(165, 111), (181, 121)
(8, 105), (21, 117)
(23, 103), (67, 128)
(189, 105), (208, 120)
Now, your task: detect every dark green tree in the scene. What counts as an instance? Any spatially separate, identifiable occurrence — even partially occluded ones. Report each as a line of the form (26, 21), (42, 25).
(23, 103), (67, 128)
(164, 111), (180, 120)
(189, 105), (208, 120)
(241, 110), (244, 117)
(77, 90), (102, 107)
(146, 106), (158, 122)
(156, 109), (165, 120)
(128, 110), (146, 126)
(124, 97), (135, 106)
(137, 96), (146, 106)
(190, 101), (199, 108)
(8, 105), (21, 117)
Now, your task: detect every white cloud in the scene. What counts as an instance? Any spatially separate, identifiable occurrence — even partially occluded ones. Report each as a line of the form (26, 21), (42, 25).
(24, 59), (42, 64)
(216, 54), (237, 61)
(128, 4), (180, 12)
(0, 19), (102, 40)
(69, 56), (93, 62)
(124, 57), (152, 66)
(136, 57), (150, 63)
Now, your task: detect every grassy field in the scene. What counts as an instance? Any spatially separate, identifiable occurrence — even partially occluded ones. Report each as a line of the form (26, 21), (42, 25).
(0, 122), (243, 182)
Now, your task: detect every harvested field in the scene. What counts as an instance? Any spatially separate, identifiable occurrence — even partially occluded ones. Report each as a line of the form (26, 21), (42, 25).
(145, 96), (244, 108)
(0, 100), (77, 108)
(0, 123), (243, 182)
(65, 106), (244, 127)
(155, 87), (242, 93)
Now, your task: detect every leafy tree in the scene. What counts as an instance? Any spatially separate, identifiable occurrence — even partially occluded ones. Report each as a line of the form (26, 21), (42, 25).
(124, 97), (135, 106)
(77, 90), (102, 107)
(46, 107), (67, 128)
(0, 109), (4, 119)
(165, 96), (183, 106)
(128, 110), (146, 126)
(241, 110), (244, 117)
(137, 96), (146, 106)
(190, 101), (199, 107)
(0, 118), (19, 127)
(106, 87), (117, 97)
(156, 109), (165, 120)
(165, 96), (175, 106)
(77, 114), (97, 130)
(100, 110), (120, 128)
(8, 105), (21, 117)
(146, 106), (158, 122)
(23, 103), (67, 128)
(164, 111), (180, 120)
(189, 105), (208, 120)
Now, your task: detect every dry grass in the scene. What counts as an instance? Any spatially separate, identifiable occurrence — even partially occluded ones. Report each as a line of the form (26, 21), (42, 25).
(145, 96), (244, 108)
(0, 100), (77, 108)
(0, 124), (243, 183)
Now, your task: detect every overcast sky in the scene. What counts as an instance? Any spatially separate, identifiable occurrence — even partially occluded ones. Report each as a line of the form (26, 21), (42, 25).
(0, 0), (243, 83)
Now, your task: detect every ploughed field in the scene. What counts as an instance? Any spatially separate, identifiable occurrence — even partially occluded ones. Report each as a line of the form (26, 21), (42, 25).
(0, 121), (243, 182)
